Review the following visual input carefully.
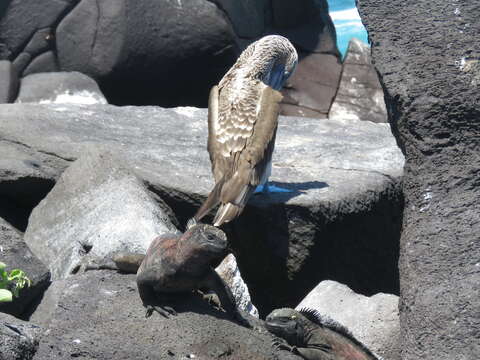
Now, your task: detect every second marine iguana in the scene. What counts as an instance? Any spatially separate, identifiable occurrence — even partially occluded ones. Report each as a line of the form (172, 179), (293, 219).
(89, 224), (249, 325)
(265, 308), (379, 360)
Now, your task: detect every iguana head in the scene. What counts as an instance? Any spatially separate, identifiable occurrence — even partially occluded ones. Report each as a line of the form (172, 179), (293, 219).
(181, 224), (227, 264)
(265, 308), (308, 346)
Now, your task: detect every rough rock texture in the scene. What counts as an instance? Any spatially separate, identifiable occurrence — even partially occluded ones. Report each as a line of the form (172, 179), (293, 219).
(358, 1), (480, 359)
(0, 217), (50, 318)
(24, 149), (177, 279)
(29, 270), (291, 360)
(0, 312), (41, 360)
(215, 254), (259, 317)
(329, 38), (387, 123)
(0, 104), (404, 315)
(16, 71), (107, 104)
(0, 60), (18, 103)
(296, 280), (400, 360)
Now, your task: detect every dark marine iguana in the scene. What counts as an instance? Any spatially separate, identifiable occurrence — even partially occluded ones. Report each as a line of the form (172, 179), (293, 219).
(265, 308), (379, 360)
(82, 224), (249, 326)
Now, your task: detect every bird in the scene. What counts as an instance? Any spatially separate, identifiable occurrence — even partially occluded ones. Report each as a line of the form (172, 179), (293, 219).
(191, 35), (298, 227)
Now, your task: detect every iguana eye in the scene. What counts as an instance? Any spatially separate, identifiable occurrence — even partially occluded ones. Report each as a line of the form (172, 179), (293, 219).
(291, 315), (296, 319)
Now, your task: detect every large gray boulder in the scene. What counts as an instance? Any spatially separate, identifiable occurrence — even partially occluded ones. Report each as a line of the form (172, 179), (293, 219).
(0, 313), (41, 360)
(16, 71), (107, 104)
(0, 104), (404, 315)
(0, 217), (50, 318)
(358, 1), (480, 359)
(29, 270), (293, 360)
(24, 149), (177, 279)
(296, 280), (400, 360)
(329, 38), (387, 123)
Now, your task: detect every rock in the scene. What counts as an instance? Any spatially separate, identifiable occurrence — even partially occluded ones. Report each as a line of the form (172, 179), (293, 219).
(329, 38), (387, 123)
(270, 0), (338, 55)
(24, 149), (178, 279)
(0, 60), (18, 103)
(16, 71), (107, 104)
(212, 0), (267, 39)
(296, 280), (400, 360)
(269, 0), (343, 119)
(0, 312), (41, 360)
(23, 51), (59, 77)
(56, 0), (237, 106)
(29, 270), (283, 359)
(357, 1), (480, 359)
(0, 0), (73, 60)
(0, 104), (404, 315)
(0, 217), (50, 318)
(280, 52), (342, 118)
(215, 254), (259, 318)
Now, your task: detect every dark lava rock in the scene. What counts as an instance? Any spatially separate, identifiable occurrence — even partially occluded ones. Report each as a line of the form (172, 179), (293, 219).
(358, 1), (480, 359)
(29, 270), (289, 360)
(329, 38), (387, 123)
(211, 0), (267, 39)
(16, 71), (107, 104)
(280, 52), (342, 118)
(0, 0), (74, 61)
(0, 312), (41, 360)
(0, 60), (18, 103)
(0, 104), (404, 316)
(56, 0), (237, 107)
(24, 149), (177, 280)
(0, 217), (50, 318)
(23, 51), (59, 77)
(272, 0), (342, 118)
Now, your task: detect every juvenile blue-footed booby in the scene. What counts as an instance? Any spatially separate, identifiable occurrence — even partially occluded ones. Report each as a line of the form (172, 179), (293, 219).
(192, 35), (298, 227)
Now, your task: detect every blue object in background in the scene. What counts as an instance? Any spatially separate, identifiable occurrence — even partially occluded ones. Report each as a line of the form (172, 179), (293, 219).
(327, 0), (369, 58)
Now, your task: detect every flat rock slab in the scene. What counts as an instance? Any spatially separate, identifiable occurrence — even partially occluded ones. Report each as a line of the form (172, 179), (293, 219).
(297, 280), (400, 360)
(0, 104), (404, 313)
(29, 270), (291, 360)
(24, 149), (177, 280)
(0, 217), (50, 318)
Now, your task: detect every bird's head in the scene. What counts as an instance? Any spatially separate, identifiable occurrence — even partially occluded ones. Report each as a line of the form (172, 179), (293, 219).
(238, 35), (298, 91)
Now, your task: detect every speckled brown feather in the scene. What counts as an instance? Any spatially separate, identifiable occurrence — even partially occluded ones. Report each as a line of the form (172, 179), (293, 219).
(193, 35), (296, 226)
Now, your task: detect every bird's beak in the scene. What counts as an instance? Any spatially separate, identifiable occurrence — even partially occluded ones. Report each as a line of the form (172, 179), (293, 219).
(269, 64), (286, 90)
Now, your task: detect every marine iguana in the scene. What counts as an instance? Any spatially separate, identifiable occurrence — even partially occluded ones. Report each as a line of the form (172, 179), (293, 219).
(84, 224), (249, 326)
(265, 308), (379, 360)
(191, 35), (298, 227)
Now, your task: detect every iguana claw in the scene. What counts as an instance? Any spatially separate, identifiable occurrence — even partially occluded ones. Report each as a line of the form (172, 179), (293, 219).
(145, 305), (177, 318)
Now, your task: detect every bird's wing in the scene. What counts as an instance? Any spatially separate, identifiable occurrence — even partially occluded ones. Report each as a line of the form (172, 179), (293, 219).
(220, 83), (283, 200)
(212, 83), (283, 226)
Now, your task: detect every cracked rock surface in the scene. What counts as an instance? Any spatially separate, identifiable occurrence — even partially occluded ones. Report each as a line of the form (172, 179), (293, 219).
(0, 103), (404, 315)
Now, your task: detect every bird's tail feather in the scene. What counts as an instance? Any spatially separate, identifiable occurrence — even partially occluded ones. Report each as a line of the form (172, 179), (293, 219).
(193, 179), (224, 223)
(213, 203), (243, 227)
